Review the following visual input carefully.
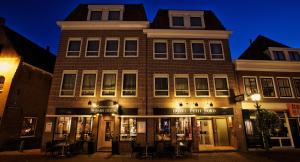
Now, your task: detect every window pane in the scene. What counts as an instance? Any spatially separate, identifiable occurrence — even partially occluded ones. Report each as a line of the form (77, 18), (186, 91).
(90, 11), (102, 20)
(55, 117), (71, 140)
(288, 51), (300, 61)
(172, 17), (184, 26)
(76, 117), (93, 141)
(210, 43), (224, 59)
(108, 11), (120, 20)
(155, 42), (167, 53)
(86, 40), (100, 56)
(20, 118), (37, 137)
(61, 74), (76, 95)
(67, 40), (81, 56)
(192, 43), (205, 59)
(195, 78), (208, 90)
(81, 74), (96, 96)
(190, 17), (202, 27)
(243, 77), (258, 96)
(120, 118), (137, 141)
(102, 73), (116, 96)
(261, 78), (276, 97)
(293, 79), (300, 97)
(277, 78), (292, 97)
(215, 78), (229, 96)
(157, 118), (171, 141)
(173, 43), (186, 59)
(123, 74), (136, 96)
(106, 40), (118, 56)
(125, 40), (137, 56)
(175, 77), (189, 96)
(273, 51), (286, 60)
(155, 77), (168, 96)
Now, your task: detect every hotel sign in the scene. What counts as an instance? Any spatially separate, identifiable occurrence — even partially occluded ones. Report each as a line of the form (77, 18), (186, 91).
(287, 104), (300, 117)
(91, 106), (118, 114)
(153, 108), (233, 116)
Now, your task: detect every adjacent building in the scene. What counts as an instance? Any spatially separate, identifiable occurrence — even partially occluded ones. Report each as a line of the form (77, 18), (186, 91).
(235, 35), (300, 149)
(42, 4), (247, 153)
(0, 18), (56, 150)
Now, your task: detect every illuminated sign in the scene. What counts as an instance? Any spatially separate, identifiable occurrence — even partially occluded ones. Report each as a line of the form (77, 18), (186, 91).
(153, 108), (233, 116)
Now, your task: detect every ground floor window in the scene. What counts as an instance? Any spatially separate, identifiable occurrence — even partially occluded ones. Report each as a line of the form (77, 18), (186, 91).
(120, 118), (137, 141)
(157, 118), (171, 141)
(76, 117), (93, 141)
(55, 117), (72, 140)
(175, 117), (192, 141)
(20, 117), (37, 137)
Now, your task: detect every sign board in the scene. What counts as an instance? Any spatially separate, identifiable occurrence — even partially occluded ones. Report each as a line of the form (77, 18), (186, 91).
(153, 108), (234, 116)
(45, 122), (52, 132)
(137, 121), (146, 133)
(91, 106), (118, 114)
(287, 104), (300, 117)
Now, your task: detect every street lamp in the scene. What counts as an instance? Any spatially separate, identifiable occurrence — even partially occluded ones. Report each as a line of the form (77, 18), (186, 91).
(250, 93), (265, 148)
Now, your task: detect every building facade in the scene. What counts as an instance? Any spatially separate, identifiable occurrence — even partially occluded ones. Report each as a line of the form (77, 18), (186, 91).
(42, 4), (248, 153)
(235, 35), (300, 149)
(0, 18), (56, 151)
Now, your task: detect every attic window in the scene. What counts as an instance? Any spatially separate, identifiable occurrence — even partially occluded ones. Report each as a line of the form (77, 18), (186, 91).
(190, 17), (203, 27)
(288, 51), (300, 61)
(0, 76), (5, 92)
(108, 11), (121, 20)
(90, 11), (102, 21)
(273, 51), (286, 60)
(172, 16), (184, 27)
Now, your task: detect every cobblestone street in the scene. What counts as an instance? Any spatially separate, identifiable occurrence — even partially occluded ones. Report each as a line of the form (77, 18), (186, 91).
(1, 149), (300, 162)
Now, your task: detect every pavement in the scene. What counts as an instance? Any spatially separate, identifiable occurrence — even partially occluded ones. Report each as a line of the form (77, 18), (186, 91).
(1, 149), (300, 162)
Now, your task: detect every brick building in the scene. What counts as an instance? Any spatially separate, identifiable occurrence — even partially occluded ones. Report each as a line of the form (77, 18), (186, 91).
(235, 35), (300, 149)
(42, 4), (247, 153)
(0, 18), (56, 151)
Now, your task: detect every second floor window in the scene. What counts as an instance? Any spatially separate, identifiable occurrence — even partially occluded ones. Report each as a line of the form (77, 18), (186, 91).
(105, 39), (119, 57)
(108, 11), (121, 20)
(191, 41), (205, 59)
(261, 78), (276, 97)
(172, 16), (184, 27)
(86, 39), (100, 57)
(293, 78), (300, 97)
(194, 75), (209, 97)
(101, 72), (117, 97)
(122, 72), (137, 97)
(243, 77), (258, 97)
(175, 75), (189, 97)
(210, 41), (224, 60)
(60, 71), (77, 96)
(273, 51), (286, 60)
(154, 41), (167, 59)
(288, 51), (300, 61)
(173, 41), (187, 59)
(154, 75), (169, 97)
(124, 39), (138, 57)
(90, 11), (102, 21)
(277, 78), (293, 97)
(67, 39), (81, 57)
(214, 75), (229, 97)
(0, 75), (5, 92)
(80, 72), (97, 96)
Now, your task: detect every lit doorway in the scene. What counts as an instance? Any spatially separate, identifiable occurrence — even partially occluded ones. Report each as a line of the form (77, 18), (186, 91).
(197, 119), (214, 149)
(97, 115), (114, 151)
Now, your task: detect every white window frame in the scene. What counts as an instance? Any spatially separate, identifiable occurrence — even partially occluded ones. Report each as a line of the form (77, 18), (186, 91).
(174, 74), (190, 97)
(191, 40), (206, 60)
(170, 15), (185, 28)
(101, 70), (118, 97)
(79, 70), (98, 97)
(66, 38), (82, 58)
(276, 77), (294, 98)
(209, 40), (225, 60)
(121, 70), (138, 97)
(123, 38), (139, 57)
(189, 15), (205, 29)
(194, 74), (210, 97)
(213, 74), (230, 97)
(242, 76), (259, 99)
(104, 37), (120, 57)
(292, 77), (300, 98)
(153, 74), (169, 97)
(260, 76), (278, 98)
(172, 40), (187, 60)
(85, 38), (101, 57)
(20, 117), (38, 138)
(153, 40), (168, 60)
(59, 70), (78, 97)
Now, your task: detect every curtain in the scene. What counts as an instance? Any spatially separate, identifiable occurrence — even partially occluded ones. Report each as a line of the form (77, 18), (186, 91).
(175, 78), (188, 90)
(82, 74), (96, 90)
(62, 74), (76, 90)
(103, 74), (116, 90)
(215, 78), (227, 90)
(123, 74), (136, 90)
(195, 78), (208, 90)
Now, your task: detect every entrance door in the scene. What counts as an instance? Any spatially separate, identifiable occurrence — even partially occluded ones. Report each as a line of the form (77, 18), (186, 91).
(289, 119), (300, 148)
(216, 118), (229, 146)
(197, 120), (214, 146)
(98, 116), (114, 151)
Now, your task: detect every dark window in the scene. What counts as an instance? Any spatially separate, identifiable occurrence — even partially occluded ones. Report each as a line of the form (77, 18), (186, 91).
(192, 42), (205, 59)
(261, 78), (276, 97)
(124, 40), (138, 57)
(243, 77), (258, 96)
(210, 42), (224, 60)
(67, 40), (81, 56)
(195, 77), (209, 96)
(214, 77), (229, 96)
(172, 16), (184, 26)
(90, 11), (102, 21)
(105, 40), (119, 56)
(190, 17), (203, 27)
(81, 73), (96, 96)
(20, 117), (37, 137)
(173, 42), (186, 59)
(277, 78), (292, 97)
(108, 11), (121, 20)
(155, 77), (169, 96)
(61, 73), (76, 96)
(154, 42), (167, 59)
(293, 78), (300, 97)
(175, 77), (189, 96)
(288, 51), (300, 61)
(273, 51), (286, 60)
(122, 73), (137, 96)
(0, 76), (5, 92)
(86, 40), (100, 56)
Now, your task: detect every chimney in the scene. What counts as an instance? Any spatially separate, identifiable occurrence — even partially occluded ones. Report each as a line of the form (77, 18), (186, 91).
(46, 46), (50, 52)
(0, 17), (5, 26)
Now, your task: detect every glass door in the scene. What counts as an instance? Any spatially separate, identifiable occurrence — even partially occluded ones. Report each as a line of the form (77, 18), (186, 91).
(197, 119), (214, 146)
(216, 118), (229, 146)
(98, 116), (114, 151)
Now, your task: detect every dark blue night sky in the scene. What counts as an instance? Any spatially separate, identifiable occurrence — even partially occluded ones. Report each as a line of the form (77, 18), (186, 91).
(1, 0), (299, 59)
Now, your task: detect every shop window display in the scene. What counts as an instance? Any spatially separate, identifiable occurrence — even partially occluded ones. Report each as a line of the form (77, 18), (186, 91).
(120, 118), (137, 141)
(157, 118), (171, 141)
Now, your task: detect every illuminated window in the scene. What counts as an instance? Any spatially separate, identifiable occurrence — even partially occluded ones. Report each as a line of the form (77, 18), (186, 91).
(157, 118), (171, 141)
(243, 77), (258, 97)
(20, 117), (37, 137)
(175, 118), (192, 141)
(80, 71), (97, 97)
(66, 39), (81, 57)
(60, 70), (77, 97)
(101, 71), (117, 97)
(154, 74), (169, 97)
(194, 75), (209, 97)
(120, 118), (137, 141)
(260, 77), (276, 97)
(55, 117), (72, 140)
(214, 75), (229, 97)
(76, 117), (93, 141)
(277, 78), (293, 97)
(0, 76), (5, 92)
(122, 71), (137, 97)
(174, 74), (189, 97)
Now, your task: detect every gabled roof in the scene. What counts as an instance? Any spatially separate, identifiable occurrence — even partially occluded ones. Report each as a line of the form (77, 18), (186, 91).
(238, 35), (289, 60)
(64, 4), (147, 21)
(2, 26), (56, 73)
(150, 9), (226, 30)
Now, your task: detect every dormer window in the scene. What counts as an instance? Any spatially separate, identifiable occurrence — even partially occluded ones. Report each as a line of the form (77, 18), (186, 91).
(190, 17), (203, 27)
(169, 11), (205, 29)
(90, 11), (102, 21)
(108, 11), (121, 20)
(172, 16), (184, 27)
(88, 5), (124, 21)
(273, 51), (286, 60)
(288, 51), (300, 61)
